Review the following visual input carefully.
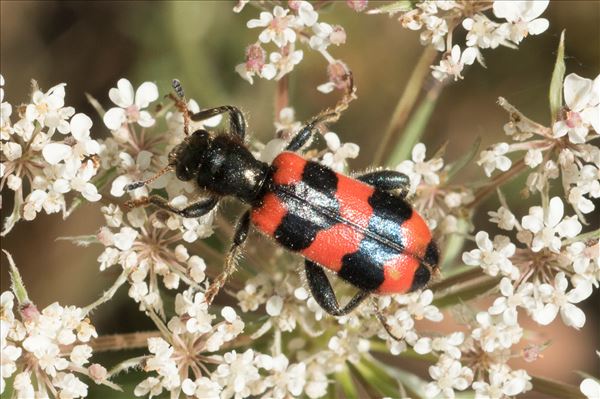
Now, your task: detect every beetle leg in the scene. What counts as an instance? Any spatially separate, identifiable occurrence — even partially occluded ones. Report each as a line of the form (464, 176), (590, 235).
(286, 71), (356, 152)
(190, 105), (246, 140)
(125, 195), (219, 218)
(305, 260), (369, 316)
(373, 299), (404, 341)
(358, 170), (410, 198)
(205, 210), (251, 304)
(285, 120), (319, 152)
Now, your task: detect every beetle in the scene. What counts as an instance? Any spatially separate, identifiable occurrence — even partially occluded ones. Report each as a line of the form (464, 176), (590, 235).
(126, 79), (439, 320)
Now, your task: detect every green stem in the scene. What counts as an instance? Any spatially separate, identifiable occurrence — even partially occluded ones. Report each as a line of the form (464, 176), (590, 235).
(531, 375), (585, 399)
(373, 46), (438, 165)
(385, 82), (443, 167)
(428, 267), (484, 293)
(469, 158), (527, 208)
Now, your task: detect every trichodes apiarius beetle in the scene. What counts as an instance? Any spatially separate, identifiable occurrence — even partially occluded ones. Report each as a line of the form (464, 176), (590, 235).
(126, 78), (439, 335)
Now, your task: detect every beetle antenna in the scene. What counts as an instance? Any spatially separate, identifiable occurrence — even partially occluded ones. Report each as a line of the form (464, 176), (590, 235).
(171, 79), (191, 136)
(125, 165), (173, 192)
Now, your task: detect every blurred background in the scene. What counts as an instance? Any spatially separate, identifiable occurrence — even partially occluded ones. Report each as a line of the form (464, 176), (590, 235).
(1, 1), (599, 398)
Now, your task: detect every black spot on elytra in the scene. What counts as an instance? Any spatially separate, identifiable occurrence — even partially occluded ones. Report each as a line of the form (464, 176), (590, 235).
(410, 264), (431, 292)
(273, 161), (340, 251)
(424, 240), (439, 267)
(301, 161), (338, 193)
(367, 190), (413, 246)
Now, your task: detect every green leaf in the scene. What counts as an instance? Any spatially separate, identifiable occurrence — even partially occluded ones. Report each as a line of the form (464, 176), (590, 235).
(549, 30), (566, 122)
(531, 375), (585, 399)
(336, 367), (359, 399)
(2, 250), (30, 305)
(366, 1), (412, 15)
(371, 356), (428, 399)
(386, 89), (440, 167)
(433, 276), (499, 308)
(440, 218), (470, 271)
(428, 267), (484, 293)
(352, 358), (401, 398)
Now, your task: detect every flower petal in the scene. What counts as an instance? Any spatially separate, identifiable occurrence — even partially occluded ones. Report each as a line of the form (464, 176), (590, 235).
(42, 143), (72, 165)
(135, 82), (159, 108)
(564, 73), (592, 111)
(560, 303), (585, 329)
(109, 79), (134, 108)
(103, 108), (126, 130)
(137, 111), (155, 127)
(528, 18), (549, 35)
(70, 113), (93, 140)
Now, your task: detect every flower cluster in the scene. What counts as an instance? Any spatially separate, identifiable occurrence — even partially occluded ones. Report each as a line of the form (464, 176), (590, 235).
(134, 288), (315, 399)
(235, 1), (350, 93)
(478, 72), (600, 220)
(1, 76), (101, 235)
(370, 1), (550, 81)
(0, 289), (113, 398)
(394, 142), (474, 235)
(96, 204), (213, 313)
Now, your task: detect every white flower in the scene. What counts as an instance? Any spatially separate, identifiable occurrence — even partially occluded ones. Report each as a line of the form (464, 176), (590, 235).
(471, 312), (523, 353)
(53, 372), (88, 398)
(235, 44), (277, 84)
(493, 0), (550, 44)
(462, 14), (505, 49)
(395, 289), (443, 322)
(424, 355), (473, 398)
(580, 377), (600, 399)
(110, 150), (154, 197)
(396, 143), (443, 193)
(521, 197), (582, 253)
(320, 132), (359, 172)
(247, 6), (298, 48)
(473, 364), (532, 398)
(309, 22), (334, 51)
(431, 45), (478, 81)
(488, 206), (517, 230)
(533, 272), (592, 329)
(420, 15), (448, 51)
(215, 349), (262, 399)
(477, 142), (511, 177)
(181, 377), (222, 398)
(263, 354), (307, 398)
(463, 232), (519, 280)
(524, 148), (543, 168)
(269, 49), (304, 80)
(552, 73), (600, 143)
(296, 1), (318, 27)
(134, 376), (163, 397)
(103, 78), (158, 130)
(112, 226), (138, 251)
(488, 278), (534, 325)
(568, 164), (599, 214)
(414, 332), (464, 359)
(25, 83), (74, 133)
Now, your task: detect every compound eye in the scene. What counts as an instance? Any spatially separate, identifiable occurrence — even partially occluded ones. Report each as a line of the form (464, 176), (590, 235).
(176, 163), (194, 181)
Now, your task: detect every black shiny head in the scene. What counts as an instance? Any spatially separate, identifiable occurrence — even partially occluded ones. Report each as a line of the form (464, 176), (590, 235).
(169, 130), (211, 181)
(168, 129), (271, 204)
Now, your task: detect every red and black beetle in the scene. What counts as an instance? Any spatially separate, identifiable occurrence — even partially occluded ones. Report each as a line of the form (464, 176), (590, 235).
(126, 79), (439, 318)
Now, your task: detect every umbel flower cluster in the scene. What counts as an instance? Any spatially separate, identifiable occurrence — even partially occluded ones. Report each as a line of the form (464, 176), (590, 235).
(1, 1), (599, 399)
